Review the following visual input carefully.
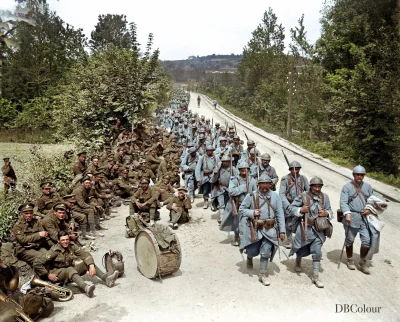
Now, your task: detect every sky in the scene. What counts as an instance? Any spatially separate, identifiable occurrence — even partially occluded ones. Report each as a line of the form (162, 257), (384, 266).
(2, 0), (325, 60)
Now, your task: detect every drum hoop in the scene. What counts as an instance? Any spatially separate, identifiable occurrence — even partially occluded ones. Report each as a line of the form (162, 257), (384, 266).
(134, 229), (161, 278)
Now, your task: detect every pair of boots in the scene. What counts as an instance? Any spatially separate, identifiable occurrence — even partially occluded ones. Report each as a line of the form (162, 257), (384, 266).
(346, 245), (370, 274)
(295, 257), (324, 288)
(72, 269), (120, 298)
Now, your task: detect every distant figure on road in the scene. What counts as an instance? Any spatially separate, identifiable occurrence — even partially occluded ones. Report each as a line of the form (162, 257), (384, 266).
(2, 157), (17, 195)
(212, 100), (217, 109)
(197, 95), (201, 108)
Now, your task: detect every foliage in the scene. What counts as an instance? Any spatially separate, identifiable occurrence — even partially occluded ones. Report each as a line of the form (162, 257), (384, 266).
(0, 99), (18, 129)
(1, 5), (87, 101)
(316, 0), (400, 174)
(51, 40), (169, 148)
(89, 14), (136, 52)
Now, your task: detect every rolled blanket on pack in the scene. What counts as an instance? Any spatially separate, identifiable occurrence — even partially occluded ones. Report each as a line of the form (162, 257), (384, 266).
(364, 196), (387, 232)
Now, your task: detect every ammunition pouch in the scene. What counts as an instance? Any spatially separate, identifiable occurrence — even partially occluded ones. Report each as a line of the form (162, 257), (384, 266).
(315, 216), (333, 238)
(203, 169), (210, 175)
(256, 218), (276, 230)
(336, 209), (344, 222)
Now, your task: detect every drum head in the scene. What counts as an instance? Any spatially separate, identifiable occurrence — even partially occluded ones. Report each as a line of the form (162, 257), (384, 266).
(134, 230), (159, 278)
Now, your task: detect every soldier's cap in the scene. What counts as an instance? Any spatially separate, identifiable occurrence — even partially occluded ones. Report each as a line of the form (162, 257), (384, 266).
(178, 187), (188, 193)
(77, 151), (87, 156)
(62, 194), (76, 202)
(258, 174), (273, 184)
(40, 181), (53, 189)
(219, 136), (227, 142)
(93, 171), (104, 177)
(3, 157), (10, 160)
(163, 175), (170, 180)
(118, 148), (124, 152)
(18, 203), (35, 213)
(53, 202), (67, 212)
(228, 128), (235, 132)
(220, 127), (226, 131)
(247, 140), (255, 145)
(233, 135), (240, 140)
(91, 155), (99, 161)
(141, 178), (150, 184)
(81, 176), (91, 182)
(188, 147), (196, 154)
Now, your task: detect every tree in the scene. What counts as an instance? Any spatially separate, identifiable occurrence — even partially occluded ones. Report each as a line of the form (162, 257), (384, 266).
(90, 14), (134, 51)
(316, 0), (400, 174)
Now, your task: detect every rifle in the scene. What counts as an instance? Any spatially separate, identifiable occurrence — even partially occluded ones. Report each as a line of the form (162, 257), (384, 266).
(338, 225), (351, 269)
(243, 130), (249, 141)
(281, 149), (290, 167)
(234, 123), (237, 135)
(212, 118), (213, 129)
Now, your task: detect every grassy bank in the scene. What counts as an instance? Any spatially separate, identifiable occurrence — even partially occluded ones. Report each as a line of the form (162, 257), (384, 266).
(0, 129), (57, 144)
(200, 90), (400, 188)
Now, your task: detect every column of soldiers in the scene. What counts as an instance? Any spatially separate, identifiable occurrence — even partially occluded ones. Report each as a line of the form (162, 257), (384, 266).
(0, 87), (385, 320)
(160, 89), (384, 289)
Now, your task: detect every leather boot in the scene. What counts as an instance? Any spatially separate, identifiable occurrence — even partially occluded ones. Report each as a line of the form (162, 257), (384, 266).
(232, 234), (240, 247)
(246, 257), (253, 269)
(295, 257), (302, 273)
(203, 199), (209, 209)
(258, 274), (270, 286)
(359, 246), (370, 274)
(346, 245), (355, 270)
(105, 271), (119, 287)
(312, 276), (324, 288)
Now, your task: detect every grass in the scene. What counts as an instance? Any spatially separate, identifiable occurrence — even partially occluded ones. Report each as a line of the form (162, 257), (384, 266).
(0, 142), (72, 187)
(200, 90), (400, 189)
(0, 129), (57, 144)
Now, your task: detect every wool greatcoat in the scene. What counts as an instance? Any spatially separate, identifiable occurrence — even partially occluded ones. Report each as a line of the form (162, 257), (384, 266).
(288, 190), (333, 259)
(220, 175), (257, 233)
(239, 190), (285, 261)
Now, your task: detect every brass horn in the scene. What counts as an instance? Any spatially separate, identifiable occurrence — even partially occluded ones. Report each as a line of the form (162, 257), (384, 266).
(0, 290), (34, 322)
(30, 276), (74, 302)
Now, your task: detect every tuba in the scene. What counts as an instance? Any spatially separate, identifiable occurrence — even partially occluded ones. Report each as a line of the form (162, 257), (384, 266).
(30, 276), (73, 302)
(0, 290), (34, 322)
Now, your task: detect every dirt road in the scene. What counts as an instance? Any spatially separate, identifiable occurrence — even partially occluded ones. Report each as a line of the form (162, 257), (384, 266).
(50, 94), (399, 322)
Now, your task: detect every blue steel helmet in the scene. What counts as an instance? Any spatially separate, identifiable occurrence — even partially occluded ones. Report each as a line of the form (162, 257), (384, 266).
(258, 174), (273, 184)
(206, 145), (215, 151)
(310, 176), (324, 186)
(238, 162), (250, 169)
(353, 165), (366, 174)
(188, 147), (196, 154)
(289, 161), (301, 169)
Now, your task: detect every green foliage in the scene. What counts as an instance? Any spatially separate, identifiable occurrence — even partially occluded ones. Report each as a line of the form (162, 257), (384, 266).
(15, 97), (52, 130)
(51, 41), (169, 148)
(90, 14), (136, 51)
(1, 5), (87, 101)
(0, 197), (22, 240)
(0, 99), (18, 129)
(316, 0), (400, 174)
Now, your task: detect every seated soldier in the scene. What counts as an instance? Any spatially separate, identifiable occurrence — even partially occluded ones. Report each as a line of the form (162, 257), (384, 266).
(33, 231), (119, 298)
(130, 179), (159, 225)
(146, 149), (162, 177)
(62, 194), (90, 240)
(72, 176), (103, 238)
(167, 167), (181, 188)
(166, 187), (192, 229)
(154, 175), (175, 206)
(135, 161), (156, 184)
(41, 203), (76, 244)
(36, 181), (62, 218)
(12, 203), (53, 266)
(114, 169), (136, 198)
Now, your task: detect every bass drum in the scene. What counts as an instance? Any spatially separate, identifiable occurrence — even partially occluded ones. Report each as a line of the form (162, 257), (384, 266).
(134, 228), (182, 279)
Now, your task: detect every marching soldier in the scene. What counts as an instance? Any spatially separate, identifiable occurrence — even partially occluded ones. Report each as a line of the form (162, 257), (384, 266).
(166, 187), (192, 229)
(181, 147), (199, 203)
(33, 231), (119, 298)
(221, 162), (257, 246)
(289, 177), (333, 288)
(2, 157), (17, 195)
(246, 140), (260, 158)
(12, 203), (53, 265)
(340, 165), (374, 274)
(279, 161), (309, 249)
(239, 175), (286, 286)
(251, 153), (279, 191)
(214, 137), (232, 158)
(211, 155), (238, 220)
(195, 145), (220, 209)
(230, 135), (243, 167)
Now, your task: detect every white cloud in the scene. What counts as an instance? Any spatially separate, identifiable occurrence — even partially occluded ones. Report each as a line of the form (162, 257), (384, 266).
(1, 0), (324, 60)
